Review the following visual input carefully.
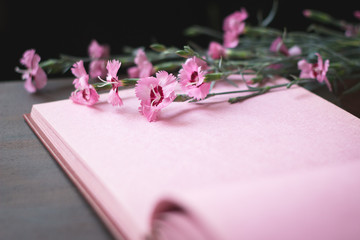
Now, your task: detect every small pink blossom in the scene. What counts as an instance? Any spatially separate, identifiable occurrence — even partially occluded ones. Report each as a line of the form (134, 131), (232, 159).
(354, 11), (360, 20)
(288, 45), (302, 56)
(70, 60), (99, 106)
(270, 37), (302, 56)
(105, 60), (123, 107)
(71, 60), (89, 89)
(303, 9), (311, 18)
(16, 49), (47, 93)
(208, 41), (227, 59)
(298, 53), (332, 91)
(178, 57), (211, 100)
(222, 8), (248, 48)
(223, 31), (240, 48)
(135, 71), (177, 122)
(223, 8), (248, 34)
(88, 40), (110, 79)
(127, 49), (155, 78)
(270, 37), (289, 56)
(70, 86), (100, 106)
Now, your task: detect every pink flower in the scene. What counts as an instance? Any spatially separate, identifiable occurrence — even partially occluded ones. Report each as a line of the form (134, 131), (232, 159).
(70, 86), (100, 106)
(298, 53), (332, 91)
(105, 60), (123, 107)
(127, 49), (155, 78)
(288, 45), (302, 56)
(354, 11), (360, 20)
(71, 60), (89, 89)
(135, 71), (177, 122)
(270, 37), (302, 56)
(223, 31), (240, 48)
(270, 37), (289, 56)
(88, 40), (110, 79)
(208, 41), (227, 59)
(303, 9), (311, 18)
(178, 57), (211, 100)
(16, 49), (47, 93)
(70, 60), (99, 106)
(222, 8), (248, 48)
(223, 8), (248, 34)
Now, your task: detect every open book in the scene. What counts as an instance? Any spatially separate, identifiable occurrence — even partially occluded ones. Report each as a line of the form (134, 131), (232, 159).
(24, 79), (360, 240)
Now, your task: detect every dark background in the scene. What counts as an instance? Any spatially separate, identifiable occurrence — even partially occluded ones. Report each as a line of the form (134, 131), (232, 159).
(1, 0), (358, 81)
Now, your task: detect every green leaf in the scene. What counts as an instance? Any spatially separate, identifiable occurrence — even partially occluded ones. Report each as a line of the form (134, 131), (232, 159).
(176, 50), (192, 58)
(183, 45), (195, 55)
(183, 25), (223, 39)
(150, 43), (167, 52)
(154, 61), (183, 72)
(40, 59), (73, 74)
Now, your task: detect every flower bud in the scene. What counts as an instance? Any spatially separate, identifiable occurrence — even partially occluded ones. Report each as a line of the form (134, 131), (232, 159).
(150, 44), (167, 52)
(204, 73), (224, 82)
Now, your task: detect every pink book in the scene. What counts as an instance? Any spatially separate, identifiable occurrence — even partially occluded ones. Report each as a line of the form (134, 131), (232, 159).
(24, 78), (360, 240)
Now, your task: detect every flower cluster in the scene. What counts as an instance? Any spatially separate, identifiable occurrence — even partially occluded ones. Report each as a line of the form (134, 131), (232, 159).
(16, 4), (360, 121)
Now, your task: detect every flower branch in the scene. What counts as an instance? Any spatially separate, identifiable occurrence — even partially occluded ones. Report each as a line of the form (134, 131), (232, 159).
(15, 4), (360, 121)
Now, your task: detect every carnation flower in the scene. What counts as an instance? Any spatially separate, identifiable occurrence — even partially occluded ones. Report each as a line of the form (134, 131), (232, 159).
(298, 53), (331, 91)
(88, 40), (110, 79)
(208, 41), (227, 59)
(127, 49), (155, 78)
(354, 10), (360, 20)
(105, 60), (123, 107)
(70, 60), (99, 106)
(223, 8), (248, 34)
(16, 49), (47, 93)
(222, 8), (248, 48)
(270, 37), (289, 56)
(223, 30), (241, 48)
(178, 57), (211, 100)
(270, 37), (302, 56)
(70, 86), (100, 106)
(135, 71), (177, 122)
(71, 60), (89, 89)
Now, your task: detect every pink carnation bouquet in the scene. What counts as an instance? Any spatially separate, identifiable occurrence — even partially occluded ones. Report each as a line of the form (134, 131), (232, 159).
(16, 2), (360, 121)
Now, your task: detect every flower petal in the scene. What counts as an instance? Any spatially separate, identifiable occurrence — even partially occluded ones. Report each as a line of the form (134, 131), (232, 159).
(34, 67), (47, 90)
(106, 59), (121, 80)
(24, 76), (36, 93)
(107, 88), (123, 107)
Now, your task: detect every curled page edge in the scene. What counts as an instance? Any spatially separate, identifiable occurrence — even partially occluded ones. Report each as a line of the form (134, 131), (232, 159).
(150, 161), (360, 240)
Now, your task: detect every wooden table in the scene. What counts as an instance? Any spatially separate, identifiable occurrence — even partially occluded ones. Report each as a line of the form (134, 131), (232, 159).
(1, 78), (359, 239)
(0, 79), (114, 240)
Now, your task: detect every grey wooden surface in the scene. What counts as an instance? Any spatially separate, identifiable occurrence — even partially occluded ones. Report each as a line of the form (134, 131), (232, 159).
(0, 79), (114, 240)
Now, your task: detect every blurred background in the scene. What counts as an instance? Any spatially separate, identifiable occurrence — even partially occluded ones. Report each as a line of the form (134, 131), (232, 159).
(0, 0), (358, 81)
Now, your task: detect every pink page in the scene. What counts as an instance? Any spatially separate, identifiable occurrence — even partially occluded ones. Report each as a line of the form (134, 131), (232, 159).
(152, 161), (360, 240)
(29, 78), (360, 240)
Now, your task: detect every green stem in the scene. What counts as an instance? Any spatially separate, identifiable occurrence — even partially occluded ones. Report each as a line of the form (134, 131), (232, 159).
(229, 90), (269, 103)
(184, 25), (223, 39)
(176, 79), (312, 103)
